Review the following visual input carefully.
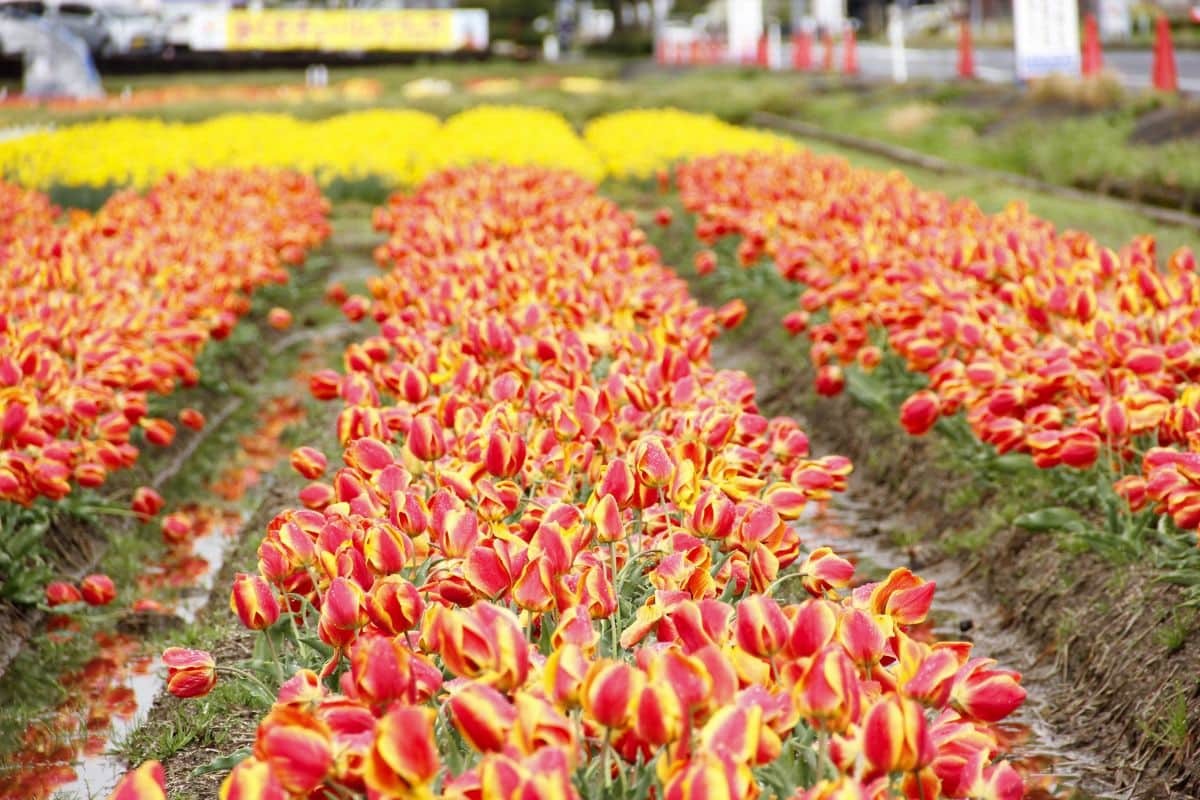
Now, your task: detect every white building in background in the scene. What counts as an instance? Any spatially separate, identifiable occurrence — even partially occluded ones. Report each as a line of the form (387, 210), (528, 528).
(725, 0), (761, 61)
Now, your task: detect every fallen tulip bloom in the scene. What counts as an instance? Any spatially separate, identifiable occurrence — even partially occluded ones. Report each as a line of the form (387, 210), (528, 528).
(162, 647), (216, 699)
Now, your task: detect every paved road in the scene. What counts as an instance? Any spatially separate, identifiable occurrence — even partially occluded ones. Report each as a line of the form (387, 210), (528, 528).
(798, 43), (1200, 93)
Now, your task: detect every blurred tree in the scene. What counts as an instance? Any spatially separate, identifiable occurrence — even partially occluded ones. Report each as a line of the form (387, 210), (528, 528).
(672, 0), (711, 14)
(474, 0), (553, 43)
(600, 0), (623, 32)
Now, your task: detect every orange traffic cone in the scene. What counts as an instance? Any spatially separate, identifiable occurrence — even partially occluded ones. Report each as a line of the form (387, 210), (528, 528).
(1152, 15), (1178, 91)
(957, 20), (975, 79)
(821, 31), (835, 72)
(842, 27), (859, 75)
(1082, 13), (1103, 76)
(792, 31), (813, 70)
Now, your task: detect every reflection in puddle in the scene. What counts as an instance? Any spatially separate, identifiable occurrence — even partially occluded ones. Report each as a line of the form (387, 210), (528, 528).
(0, 636), (153, 800)
(0, 373), (315, 800)
(798, 498), (1116, 800)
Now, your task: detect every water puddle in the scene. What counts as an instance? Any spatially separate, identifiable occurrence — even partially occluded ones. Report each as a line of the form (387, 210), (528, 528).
(0, 379), (316, 800)
(0, 515), (246, 800)
(800, 498), (1120, 800)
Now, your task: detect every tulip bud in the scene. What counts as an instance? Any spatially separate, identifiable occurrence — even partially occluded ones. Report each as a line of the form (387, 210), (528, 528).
(317, 577), (365, 649)
(298, 482), (334, 510)
(631, 436), (675, 490)
(80, 573), (116, 606)
(950, 658), (1026, 723)
(814, 365), (845, 397)
(406, 414), (446, 462)
(163, 647), (216, 698)
(289, 446), (328, 480)
(484, 429), (526, 478)
(837, 607), (886, 668)
(161, 512), (193, 545)
(634, 682), (684, 747)
(794, 644), (861, 733)
(219, 758), (287, 800)
(308, 369), (342, 401)
(45, 580), (82, 607)
(787, 599), (839, 660)
(140, 418), (176, 448)
(800, 547), (855, 597)
(694, 249), (717, 276)
(365, 706), (440, 797)
(110, 760), (166, 800)
(543, 643), (590, 708)
(178, 408), (206, 431)
(74, 461), (107, 488)
(131, 486), (165, 520)
(590, 492), (625, 543)
(254, 707), (333, 796)
(341, 295), (370, 322)
(735, 594), (790, 658)
(715, 298), (747, 330)
(691, 488), (735, 539)
(365, 575), (423, 635)
(899, 390), (941, 436)
(446, 682), (518, 753)
(325, 281), (348, 305)
(598, 458), (635, 508)
(267, 308), (293, 330)
(857, 345), (883, 372)
(230, 572), (281, 631)
(582, 660), (645, 730)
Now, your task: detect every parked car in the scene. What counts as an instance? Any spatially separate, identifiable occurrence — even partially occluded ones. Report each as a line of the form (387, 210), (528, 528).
(0, 0), (166, 57)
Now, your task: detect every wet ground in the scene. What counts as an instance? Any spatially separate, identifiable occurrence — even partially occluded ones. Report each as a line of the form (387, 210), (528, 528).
(800, 497), (1119, 800)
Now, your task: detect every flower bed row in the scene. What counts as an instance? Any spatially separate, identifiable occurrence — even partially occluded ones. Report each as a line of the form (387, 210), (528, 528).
(0, 108), (793, 191)
(676, 150), (1200, 539)
(119, 165), (1026, 800)
(0, 170), (330, 505)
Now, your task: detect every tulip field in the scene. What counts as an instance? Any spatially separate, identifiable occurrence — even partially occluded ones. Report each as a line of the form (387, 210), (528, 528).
(676, 151), (1200, 534)
(1, 101), (1198, 800)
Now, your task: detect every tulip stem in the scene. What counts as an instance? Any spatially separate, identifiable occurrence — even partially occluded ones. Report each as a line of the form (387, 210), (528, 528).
(603, 728), (613, 789)
(609, 541), (621, 656)
(633, 508), (643, 556)
(816, 728), (829, 782)
(217, 665), (275, 700)
(263, 629), (283, 682)
(79, 505), (147, 521)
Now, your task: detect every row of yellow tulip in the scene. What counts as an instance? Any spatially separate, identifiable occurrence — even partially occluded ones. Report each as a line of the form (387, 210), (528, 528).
(0, 107), (790, 189)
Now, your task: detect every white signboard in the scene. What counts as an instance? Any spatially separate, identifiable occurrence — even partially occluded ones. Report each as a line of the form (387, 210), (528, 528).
(1098, 0), (1131, 41)
(1013, 0), (1080, 79)
(185, 7), (488, 52)
(726, 0), (762, 62)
